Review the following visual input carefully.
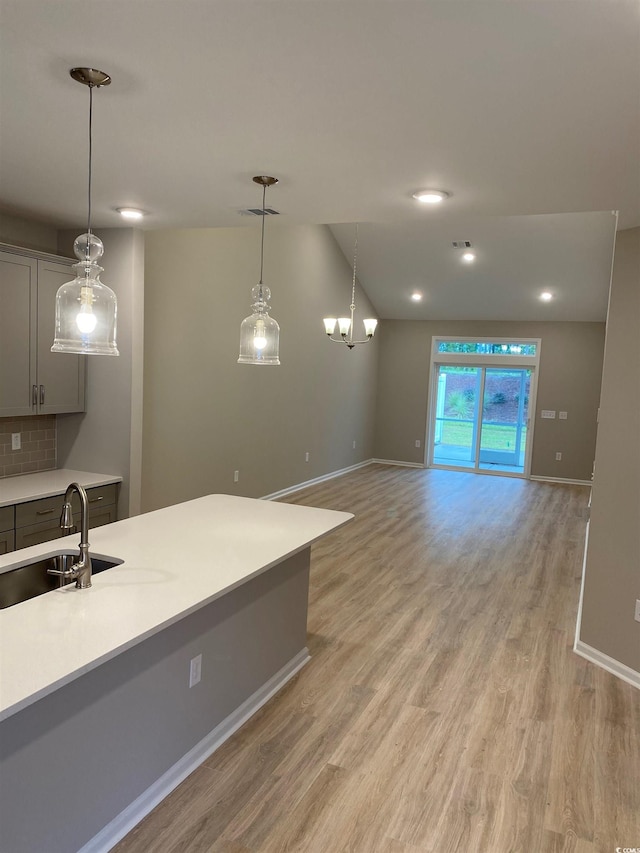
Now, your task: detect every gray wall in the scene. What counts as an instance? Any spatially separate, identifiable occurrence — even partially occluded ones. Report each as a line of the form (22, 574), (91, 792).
(0, 211), (58, 254)
(579, 227), (640, 673)
(142, 223), (378, 511)
(374, 319), (605, 481)
(56, 228), (145, 518)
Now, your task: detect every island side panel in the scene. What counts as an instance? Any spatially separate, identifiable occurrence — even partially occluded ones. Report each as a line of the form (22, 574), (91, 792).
(0, 548), (310, 853)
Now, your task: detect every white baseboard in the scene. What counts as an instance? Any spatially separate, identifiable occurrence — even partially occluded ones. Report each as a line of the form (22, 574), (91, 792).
(261, 460), (373, 500)
(530, 475), (592, 486)
(371, 458), (425, 469)
(573, 640), (640, 690)
(574, 521), (589, 651)
(78, 648), (311, 853)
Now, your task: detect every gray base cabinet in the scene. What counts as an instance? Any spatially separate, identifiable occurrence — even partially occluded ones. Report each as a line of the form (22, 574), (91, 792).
(5, 484), (117, 553)
(0, 247), (85, 416)
(0, 506), (15, 555)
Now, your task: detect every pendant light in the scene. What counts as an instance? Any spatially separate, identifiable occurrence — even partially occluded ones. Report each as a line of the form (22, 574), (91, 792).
(238, 176), (280, 365)
(323, 224), (377, 349)
(52, 68), (119, 356)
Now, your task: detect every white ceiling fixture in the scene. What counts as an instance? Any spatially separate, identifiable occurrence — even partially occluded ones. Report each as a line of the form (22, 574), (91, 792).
(51, 68), (119, 357)
(117, 207), (145, 221)
(411, 292), (423, 302)
(452, 240), (476, 262)
(238, 176), (280, 366)
(540, 291), (553, 301)
(323, 224), (378, 348)
(412, 189), (450, 204)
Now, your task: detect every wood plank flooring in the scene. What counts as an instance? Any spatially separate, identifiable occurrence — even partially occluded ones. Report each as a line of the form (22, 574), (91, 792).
(114, 465), (640, 853)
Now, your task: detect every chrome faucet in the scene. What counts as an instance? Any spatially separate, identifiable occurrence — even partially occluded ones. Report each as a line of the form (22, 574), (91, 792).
(47, 482), (93, 589)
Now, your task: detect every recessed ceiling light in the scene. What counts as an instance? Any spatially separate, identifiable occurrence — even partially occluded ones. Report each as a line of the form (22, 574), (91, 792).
(412, 189), (450, 204)
(540, 291), (553, 301)
(462, 252), (475, 262)
(411, 292), (423, 302)
(117, 207), (145, 221)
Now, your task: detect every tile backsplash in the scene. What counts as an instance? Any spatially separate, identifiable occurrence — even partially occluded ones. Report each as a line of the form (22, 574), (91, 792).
(0, 415), (56, 478)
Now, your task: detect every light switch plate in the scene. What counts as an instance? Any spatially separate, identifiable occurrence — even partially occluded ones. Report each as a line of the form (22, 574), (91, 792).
(189, 654), (202, 687)
(559, 411), (568, 420)
(541, 410), (556, 419)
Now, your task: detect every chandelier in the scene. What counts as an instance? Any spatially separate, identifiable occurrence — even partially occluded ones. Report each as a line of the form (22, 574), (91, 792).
(323, 224), (377, 348)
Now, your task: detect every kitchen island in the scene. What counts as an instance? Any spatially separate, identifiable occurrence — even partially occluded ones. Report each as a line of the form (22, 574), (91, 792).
(0, 494), (352, 853)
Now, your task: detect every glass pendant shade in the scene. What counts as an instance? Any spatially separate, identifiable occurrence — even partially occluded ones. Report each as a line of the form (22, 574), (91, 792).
(238, 284), (280, 365)
(52, 233), (119, 356)
(363, 318), (378, 337)
(323, 317), (337, 335)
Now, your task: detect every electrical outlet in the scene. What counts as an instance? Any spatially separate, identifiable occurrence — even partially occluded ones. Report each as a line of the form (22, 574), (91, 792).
(415, 439), (421, 448)
(635, 600), (640, 623)
(305, 452), (310, 462)
(555, 452), (562, 461)
(233, 470), (239, 483)
(559, 411), (568, 420)
(11, 433), (21, 451)
(189, 654), (202, 687)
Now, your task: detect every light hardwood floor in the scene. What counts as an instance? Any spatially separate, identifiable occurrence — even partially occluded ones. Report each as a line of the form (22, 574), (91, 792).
(114, 465), (640, 853)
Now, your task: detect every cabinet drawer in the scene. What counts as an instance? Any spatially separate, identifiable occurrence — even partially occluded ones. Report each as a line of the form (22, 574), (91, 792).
(84, 484), (118, 514)
(0, 506), (14, 533)
(0, 530), (15, 554)
(89, 504), (117, 529)
(15, 520), (71, 551)
(15, 484), (118, 529)
(15, 495), (61, 528)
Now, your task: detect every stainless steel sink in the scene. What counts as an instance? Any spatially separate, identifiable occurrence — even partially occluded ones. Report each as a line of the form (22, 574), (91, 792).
(0, 553), (123, 609)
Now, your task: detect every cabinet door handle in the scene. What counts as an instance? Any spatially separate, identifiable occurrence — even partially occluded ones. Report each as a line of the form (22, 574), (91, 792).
(32, 385), (38, 407)
(89, 496), (104, 503)
(39, 385), (45, 405)
(36, 508), (56, 516)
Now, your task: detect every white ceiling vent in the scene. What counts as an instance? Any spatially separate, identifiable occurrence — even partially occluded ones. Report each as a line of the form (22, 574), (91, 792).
(452, 240), (472, 249)
(238, 207), (280, 216)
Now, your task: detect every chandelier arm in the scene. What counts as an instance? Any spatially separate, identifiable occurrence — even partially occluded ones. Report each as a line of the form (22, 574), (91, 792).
(327, 334), (373, 346)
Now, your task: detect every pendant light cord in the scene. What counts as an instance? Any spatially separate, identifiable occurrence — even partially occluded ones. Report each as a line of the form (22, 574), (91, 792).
(87, 83), (94, 240)
(259, 182), (266, 286)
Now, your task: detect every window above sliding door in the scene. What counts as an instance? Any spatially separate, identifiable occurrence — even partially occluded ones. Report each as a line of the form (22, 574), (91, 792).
(433, 337), (541, 368)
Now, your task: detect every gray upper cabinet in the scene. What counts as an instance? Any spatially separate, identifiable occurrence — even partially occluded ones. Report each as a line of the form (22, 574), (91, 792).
(0, 248), (85, 416)
(0, 251), (36, 416)
(36, 260), (86, 413)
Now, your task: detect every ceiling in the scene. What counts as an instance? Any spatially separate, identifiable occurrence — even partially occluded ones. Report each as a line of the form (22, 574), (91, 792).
(1, 1), (638, 321)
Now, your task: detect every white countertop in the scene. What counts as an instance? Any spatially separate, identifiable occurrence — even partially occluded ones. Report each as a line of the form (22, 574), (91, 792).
(0, 469), (123, 507)
(0, 494), (352, 721)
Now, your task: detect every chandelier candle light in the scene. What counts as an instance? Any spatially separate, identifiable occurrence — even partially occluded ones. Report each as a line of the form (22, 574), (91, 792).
(52, 68), (118, 356)
(323, 224), (377, 348)
(238, 176), (280, 365)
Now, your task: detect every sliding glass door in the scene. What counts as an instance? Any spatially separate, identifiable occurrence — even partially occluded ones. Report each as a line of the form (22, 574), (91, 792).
(432, 365), (532, 475)
(433, 366), (481, 468)
(478, 368), (530, 471)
